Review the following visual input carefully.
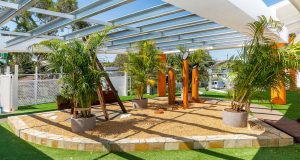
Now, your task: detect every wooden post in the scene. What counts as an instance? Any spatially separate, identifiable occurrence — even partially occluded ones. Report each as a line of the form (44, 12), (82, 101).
(290, 69), (297, 91)
(271, 81), (286, 104)
(271, 43), (286, 104)
(95, 60), (127, 113)
(182, 59), (189, 109)
(192, 66), (199, 101)
(158, 54), (166, 97)
(168, 68), (176, 105)
(289, 36), (297, 91)
(97, 86), (109, 120)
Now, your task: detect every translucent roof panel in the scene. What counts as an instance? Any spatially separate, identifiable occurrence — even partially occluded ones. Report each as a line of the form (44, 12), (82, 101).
(263, 0), (283, 6)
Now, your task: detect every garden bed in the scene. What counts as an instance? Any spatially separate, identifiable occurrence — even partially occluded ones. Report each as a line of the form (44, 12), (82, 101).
(8, 97), (293, 152)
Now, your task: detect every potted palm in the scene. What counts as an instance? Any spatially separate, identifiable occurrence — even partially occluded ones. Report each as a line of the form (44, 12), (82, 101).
(223, 16), (300, 127)
(35, 28), (111, 132)
(126, 41), (163, 109)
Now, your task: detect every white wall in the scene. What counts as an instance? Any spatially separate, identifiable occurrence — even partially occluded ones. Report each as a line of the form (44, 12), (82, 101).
(109, 75), (128, 96)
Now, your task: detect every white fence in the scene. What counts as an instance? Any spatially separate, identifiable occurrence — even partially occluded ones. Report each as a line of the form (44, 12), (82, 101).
(0, 65), (130, 111)
(18, 79), (59, 106)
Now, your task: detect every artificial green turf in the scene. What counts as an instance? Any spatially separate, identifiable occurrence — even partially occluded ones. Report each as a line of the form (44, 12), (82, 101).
(119, 94), (158, 101)
(1, 91), (300, 159)
(200, 88), (300, 120)
(0, 103), (57, 119)
(2, 89), (299, 120)
(1, 122), (300, 160)
(253, 90), (300, 120)
(0, 94), (158, 119)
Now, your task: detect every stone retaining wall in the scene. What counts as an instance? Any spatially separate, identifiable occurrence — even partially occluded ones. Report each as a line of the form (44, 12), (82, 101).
(8, 115), (294, 152)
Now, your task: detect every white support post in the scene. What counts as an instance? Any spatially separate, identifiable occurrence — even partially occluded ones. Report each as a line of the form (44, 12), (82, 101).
(5, 66), (10, 75)
(34, 66), (38, 104)
(59, 67), (63, 78)
(124, 72), (128, 96)
(12, 65), (18, 111)
(146, 85), (150, 94)
(208, 68), (212, 91)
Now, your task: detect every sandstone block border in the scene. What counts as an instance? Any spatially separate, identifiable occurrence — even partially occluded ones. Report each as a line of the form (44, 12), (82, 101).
(7, 113), (294, 152)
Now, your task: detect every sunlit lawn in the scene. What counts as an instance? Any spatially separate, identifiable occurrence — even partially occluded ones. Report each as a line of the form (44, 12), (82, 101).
(0, 122), (300, 160)
(1, 90), (300, 159)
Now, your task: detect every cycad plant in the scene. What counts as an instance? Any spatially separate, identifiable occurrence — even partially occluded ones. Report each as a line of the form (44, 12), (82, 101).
(230, 16), (300, 112)
(35, 27), (112, 118)
(126, 40), (163, 100)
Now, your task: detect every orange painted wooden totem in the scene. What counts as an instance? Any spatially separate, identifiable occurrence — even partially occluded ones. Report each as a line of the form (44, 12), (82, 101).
(192, 66), (199, 101)
(168, 68), (176, 105)
(157, 54), (166, 97)
(182, 59), (189, 109)
(271, 43), (286, 104)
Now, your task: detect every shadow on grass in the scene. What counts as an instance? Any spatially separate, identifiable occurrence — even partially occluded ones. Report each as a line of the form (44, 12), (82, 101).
(0, 109), (56, 119)
(252, 90), (300, 120)
(253, 145), (300, 160)
(0, 124), (52, 160)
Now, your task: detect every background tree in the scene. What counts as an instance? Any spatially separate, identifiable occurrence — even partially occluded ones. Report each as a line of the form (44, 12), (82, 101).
(0, 0), (90, 73)
(112, 54), (128, 70)
(167, 46), (214, 88)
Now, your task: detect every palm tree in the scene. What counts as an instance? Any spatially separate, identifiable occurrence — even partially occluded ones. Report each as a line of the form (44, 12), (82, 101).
(166, 46), (214, 87)
(230, 16), (300, 112)
(126, 40), (163, 100)
(35, 27), (112, 119)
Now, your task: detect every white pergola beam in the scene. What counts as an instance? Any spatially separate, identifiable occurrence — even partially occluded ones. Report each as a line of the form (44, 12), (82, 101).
(0, 0), (39, 27)
(162, 0), (289, 42)
(289, 0), (300, 12)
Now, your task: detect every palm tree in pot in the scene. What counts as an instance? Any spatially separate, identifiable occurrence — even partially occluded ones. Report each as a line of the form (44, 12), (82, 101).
(224, 16), (300, 127)
(126, 40), (163, 109)
(35, 28), (111, 132)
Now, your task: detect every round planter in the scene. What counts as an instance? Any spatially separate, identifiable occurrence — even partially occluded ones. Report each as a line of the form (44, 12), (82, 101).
(71, 115), (96, 132)
(132, 98), (148, 109)
(222, 108), (248, 127)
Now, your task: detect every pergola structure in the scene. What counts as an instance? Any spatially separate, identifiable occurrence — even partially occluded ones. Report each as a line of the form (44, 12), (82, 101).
(1, 0), (292, 53)
(0, 0), (299, 106)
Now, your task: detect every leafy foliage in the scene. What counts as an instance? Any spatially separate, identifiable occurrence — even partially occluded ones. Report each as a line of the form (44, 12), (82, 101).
(126, 41), (163, 100)
(167, 46), (214, 84)
(230, 16), (300, 112)
(35, 27), (112, 118)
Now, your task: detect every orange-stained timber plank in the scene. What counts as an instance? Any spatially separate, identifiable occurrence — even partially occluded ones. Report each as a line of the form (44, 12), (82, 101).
(271, 43), (286, 105)
(271, 81), (286, 105)
(289, 37), (297, 91)
(168, 68), (176, 105)
(182, 60), (189, 109)
(192, 66), (199, 101)
(157, 54), (166, 97)
(290, 69), (297, 91)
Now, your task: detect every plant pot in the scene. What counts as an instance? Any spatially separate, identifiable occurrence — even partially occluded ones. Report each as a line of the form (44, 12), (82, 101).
(71, 115), (96, 132)
(132, 98), (148, 109)
(222, 108), (248, 127)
